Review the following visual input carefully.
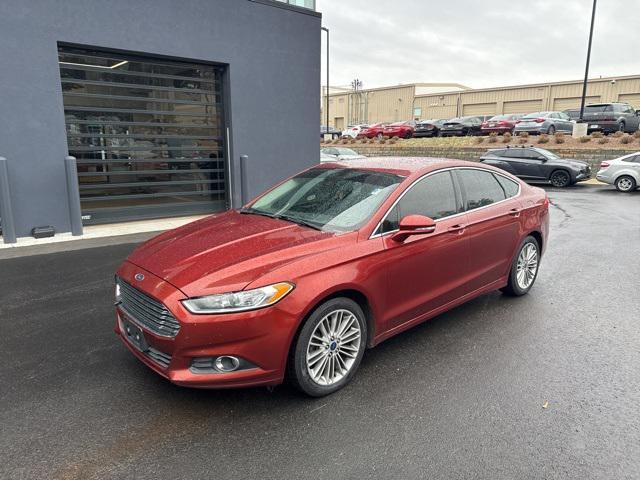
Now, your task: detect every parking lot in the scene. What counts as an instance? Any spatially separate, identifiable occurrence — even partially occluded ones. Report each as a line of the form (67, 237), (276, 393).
(1, 184), (638, 480)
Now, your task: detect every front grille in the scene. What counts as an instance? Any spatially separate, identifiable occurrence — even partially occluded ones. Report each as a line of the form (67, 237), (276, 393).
(117, 278), (180, 337)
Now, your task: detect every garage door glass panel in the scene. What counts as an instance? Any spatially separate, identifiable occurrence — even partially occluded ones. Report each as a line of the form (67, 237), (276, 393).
(58, 45), (227, 224)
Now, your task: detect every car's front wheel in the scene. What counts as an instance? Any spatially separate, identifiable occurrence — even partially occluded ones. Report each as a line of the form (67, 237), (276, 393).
(615, 175), (637, 192)
(550, 169), (571, 188)
(501, 236), (540, 296)
(289, 297), (367, 397)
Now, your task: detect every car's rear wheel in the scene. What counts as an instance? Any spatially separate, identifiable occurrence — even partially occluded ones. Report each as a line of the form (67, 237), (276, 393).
(289, 297), (367, 397)
(550, 169), (571, 188)
(615, 175), (636, 192)
(548, 125), (556, 135)
(404, 131), (412, 139)
(377, 132), (383, 140)
(618, 122), (626, 133)
(501, 236), (540, 296)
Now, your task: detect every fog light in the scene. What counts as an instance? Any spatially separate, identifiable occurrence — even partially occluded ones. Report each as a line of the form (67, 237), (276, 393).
(214, 356), (240, 372)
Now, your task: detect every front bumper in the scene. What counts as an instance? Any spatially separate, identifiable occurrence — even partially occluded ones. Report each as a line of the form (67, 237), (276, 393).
(414, 130), (437, 137)
(514, 127), (545, 134)
(440, 129), (465, 136)
(114, 261), (298, 389)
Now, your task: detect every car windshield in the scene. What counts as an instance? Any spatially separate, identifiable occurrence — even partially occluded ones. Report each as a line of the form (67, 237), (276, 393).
(489, 115), (510, 121)
(336, 148), (358, 156)
(584, 105), (613, 113)
(388, 122), (406, 126)
(245, 168), (404, 233)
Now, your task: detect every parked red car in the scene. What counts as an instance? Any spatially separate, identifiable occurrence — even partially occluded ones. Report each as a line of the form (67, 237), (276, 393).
(359, 123), (387, 139)
(481, 114), (524, 135)
(382, 121), (415, 139)
(115, 158), (549, 396)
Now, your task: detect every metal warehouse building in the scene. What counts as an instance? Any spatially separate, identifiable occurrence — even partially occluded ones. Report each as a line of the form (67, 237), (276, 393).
(0, 0), (320, 244)
(324, 75), (640, 127)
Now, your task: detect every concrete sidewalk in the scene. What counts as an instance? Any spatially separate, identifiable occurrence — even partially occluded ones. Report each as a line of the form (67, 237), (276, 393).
(0, 215), (207, 259)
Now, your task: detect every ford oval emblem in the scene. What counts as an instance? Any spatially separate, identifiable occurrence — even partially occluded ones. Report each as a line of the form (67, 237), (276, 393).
(134, 273), (145, 282)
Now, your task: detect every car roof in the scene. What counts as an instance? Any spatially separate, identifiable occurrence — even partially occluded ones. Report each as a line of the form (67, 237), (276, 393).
(315, 157), (483, 177)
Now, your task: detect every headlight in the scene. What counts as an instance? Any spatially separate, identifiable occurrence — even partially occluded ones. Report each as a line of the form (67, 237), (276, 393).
(115, 280), (122, 304)
(181, 282), (294, 314)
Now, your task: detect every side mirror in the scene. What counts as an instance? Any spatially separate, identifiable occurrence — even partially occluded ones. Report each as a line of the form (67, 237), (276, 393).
(391, 215), (436, 242)
(538, 156), (547, 162)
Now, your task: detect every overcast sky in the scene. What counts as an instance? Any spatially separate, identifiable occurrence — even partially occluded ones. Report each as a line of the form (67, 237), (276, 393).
(316, 0), (640, 90)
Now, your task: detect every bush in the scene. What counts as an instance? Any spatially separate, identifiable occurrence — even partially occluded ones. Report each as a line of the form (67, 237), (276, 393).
(579, 135), (591, 143)
(634, 130), (640, 139)
(368, 139), (375, 144)
(487, 133), (497, 143)
(349, 139), (356, 144)
(554, 132), (565, 144)
(518, 136), (528, 144)
(388, 139), (397, 145)
(598, 136), (609, 144)
(502, 132), (512, 143)
(379, 139), (387, 144)
(613, 130), (624, 138)
(476, 136), (485, 144)
(341, 139), (349, 144)
(518, 132), (529, 139)
(538, 134), (549, 144)
(592, 131), (604, 138)
(392, 136), (400, 141)
(620, 134), (633, 144)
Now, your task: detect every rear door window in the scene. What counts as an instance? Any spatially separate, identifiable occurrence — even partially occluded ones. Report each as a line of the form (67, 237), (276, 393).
(458, 169), (507, 211)
(494, 174), (520, 198)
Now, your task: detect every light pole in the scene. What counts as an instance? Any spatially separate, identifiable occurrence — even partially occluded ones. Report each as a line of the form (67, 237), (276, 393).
(321, 27), (329, 132)
(579, 0), (597, 121)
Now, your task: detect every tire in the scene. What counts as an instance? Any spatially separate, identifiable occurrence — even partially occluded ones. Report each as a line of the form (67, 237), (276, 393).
(404, 131), (412, 139)
(289, 297), (367, 397)
(618, 122), (626, 133)
(501, 236), (541, 296)
(615, 175), (637, 193)
(549, 169), (571, 188)
(376, 133), (383, 140)
(547, 125), (556, 135)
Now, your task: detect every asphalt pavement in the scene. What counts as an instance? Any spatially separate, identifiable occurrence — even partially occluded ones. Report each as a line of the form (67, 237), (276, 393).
(1, 184), (639, 480)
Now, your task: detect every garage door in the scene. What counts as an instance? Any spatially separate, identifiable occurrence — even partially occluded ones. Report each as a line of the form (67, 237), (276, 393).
(503, 100), (543, 115)
(58, 45), (228, 225)
(462, 103), (497, 116)
(553, 96), (600, 111)
(619, 94), (640, 109)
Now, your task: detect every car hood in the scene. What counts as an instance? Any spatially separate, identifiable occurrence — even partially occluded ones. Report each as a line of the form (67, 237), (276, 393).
(550, 158), (589, 169)
(126, 210), (341, 297)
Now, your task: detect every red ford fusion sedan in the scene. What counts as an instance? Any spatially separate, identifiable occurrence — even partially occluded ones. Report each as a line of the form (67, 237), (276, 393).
(115, 158), (549, 396)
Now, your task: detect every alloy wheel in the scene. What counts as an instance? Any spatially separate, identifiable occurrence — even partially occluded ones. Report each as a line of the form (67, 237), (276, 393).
(306, 309), (362, 386)
(550, 170), (570, 188)
(516, 243), (539, 290)
(617, 176), (634, 192)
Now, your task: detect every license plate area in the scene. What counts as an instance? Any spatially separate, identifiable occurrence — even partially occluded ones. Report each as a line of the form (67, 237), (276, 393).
(121, 316), (149, 353)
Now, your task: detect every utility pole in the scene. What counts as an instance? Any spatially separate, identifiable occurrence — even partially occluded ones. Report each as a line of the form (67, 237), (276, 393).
(579, 0), (597, 121)
(351, 78), (363, 124)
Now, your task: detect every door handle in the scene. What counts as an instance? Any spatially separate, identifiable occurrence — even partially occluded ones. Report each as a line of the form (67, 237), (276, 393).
(508, 208), (522, 217)
(447, 224), (466, 234)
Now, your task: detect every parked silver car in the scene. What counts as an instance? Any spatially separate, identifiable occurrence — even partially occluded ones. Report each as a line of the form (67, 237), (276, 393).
(320, 147), (366, 162)
(596, 152), (640, 192)
(514, 111), (574, 135)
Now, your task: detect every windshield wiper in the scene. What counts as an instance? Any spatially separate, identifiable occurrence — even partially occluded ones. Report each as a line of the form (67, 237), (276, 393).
(274, 214), (323, 231)
(240, 208), (322, 231)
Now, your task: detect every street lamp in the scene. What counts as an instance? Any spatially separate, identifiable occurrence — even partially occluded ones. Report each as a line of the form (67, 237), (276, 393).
(321, 27), (329, 133)
(579, 0), (597, 122)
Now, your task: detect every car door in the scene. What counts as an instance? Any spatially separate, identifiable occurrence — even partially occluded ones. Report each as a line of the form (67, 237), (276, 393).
(500, 149), (545, 180)
(376, 170), (470, 331)
(455, 168), (523, 291)
(558, 112), (574, 132)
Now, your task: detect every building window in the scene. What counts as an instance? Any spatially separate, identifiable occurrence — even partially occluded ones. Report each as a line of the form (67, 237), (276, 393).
(58, 45), (228, 224)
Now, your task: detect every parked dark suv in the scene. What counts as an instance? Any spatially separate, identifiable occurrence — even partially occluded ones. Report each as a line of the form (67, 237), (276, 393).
(581, 103), (640, 134)
(480, 146), (592, 188)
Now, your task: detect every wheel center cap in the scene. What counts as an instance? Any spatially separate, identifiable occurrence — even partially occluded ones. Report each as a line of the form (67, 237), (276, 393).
(329, 341), (338, 351)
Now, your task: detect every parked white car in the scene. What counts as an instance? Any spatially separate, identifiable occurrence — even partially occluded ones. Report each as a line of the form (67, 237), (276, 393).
(596, 152), (640, 192)
(320, 147), (366, 162)
(341, 124), (368, 139)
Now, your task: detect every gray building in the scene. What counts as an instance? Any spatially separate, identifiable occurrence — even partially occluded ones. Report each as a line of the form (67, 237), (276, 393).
(0, 0), (321, 243)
